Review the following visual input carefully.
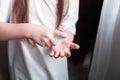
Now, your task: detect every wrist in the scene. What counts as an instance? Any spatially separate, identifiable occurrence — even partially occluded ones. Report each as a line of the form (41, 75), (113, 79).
(63, 30), (74, 42)
(20, 23), (31, 39)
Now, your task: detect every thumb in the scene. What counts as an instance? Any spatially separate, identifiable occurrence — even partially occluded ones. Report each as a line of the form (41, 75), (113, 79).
(69, 43), (80, 50)
(54, 30), (67, 38)
(49, 36), (57, 46)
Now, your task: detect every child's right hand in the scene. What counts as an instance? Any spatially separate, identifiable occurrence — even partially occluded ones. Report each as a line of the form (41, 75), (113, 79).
(24, 24), (67, 47)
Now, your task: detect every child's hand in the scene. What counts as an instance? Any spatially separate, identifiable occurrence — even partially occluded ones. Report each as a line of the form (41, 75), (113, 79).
(50, 38), (79, 58)
(24, 24), (67, 47)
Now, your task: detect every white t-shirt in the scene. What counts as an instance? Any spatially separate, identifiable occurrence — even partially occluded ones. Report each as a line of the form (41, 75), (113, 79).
(0, 0), (79, 80)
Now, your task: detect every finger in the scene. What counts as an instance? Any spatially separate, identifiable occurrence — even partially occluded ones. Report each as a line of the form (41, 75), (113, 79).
(44, 39), (51, 47)
(54, 30), (67, 38)
(54, 51), (60, 58)
(50, 50), (55, 57)
(60, 51), (65, 57)
(66, 51), (71, 57)
(64, 49), (69, 57)
(70, 43), (80, 50)
(40, 40), (46, 47)
(25, 39), (36, 48)
(49, 37), (57, 46)
(34, 38), (45, 47)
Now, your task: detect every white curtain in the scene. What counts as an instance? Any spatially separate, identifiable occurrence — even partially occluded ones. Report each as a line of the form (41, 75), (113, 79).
(89, 0), (120, 80)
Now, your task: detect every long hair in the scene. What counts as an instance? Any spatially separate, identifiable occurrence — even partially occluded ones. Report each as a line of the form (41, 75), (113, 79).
(12, 0), (69, 29)
(12, 0), (69, 47)
(12, 0), (29, 23)
(56, 0), (69, 29)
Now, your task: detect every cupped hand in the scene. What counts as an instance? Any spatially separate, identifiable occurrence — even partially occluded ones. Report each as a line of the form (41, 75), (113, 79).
(50, 38), (80, 58)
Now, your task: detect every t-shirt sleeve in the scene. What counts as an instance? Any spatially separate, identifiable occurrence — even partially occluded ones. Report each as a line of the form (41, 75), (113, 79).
(0, 0), (5, 22)
(0, 0), (11, 22)
(58, 0), (79, 34)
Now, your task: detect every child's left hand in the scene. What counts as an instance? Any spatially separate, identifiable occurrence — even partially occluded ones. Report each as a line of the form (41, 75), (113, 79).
(50, 38), (79, 58)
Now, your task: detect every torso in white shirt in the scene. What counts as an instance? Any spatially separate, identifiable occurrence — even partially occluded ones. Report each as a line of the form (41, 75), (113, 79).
(0, 0), (79, 80)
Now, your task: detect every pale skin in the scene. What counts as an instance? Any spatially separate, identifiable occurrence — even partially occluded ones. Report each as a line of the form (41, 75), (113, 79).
(50, 30), (80, 58)
(0, 22), (67, 47)
(0, 22), (80, 58)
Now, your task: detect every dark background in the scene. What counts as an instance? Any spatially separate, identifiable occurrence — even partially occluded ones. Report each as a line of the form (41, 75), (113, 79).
(68, 0), (103, 80)
(0, 0), (103, 80)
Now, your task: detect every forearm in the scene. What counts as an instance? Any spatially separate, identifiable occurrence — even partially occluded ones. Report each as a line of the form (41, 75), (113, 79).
(0, 22), (27, 41)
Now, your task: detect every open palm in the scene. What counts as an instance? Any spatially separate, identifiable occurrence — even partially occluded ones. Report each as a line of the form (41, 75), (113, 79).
(50, 38), (79, 58)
